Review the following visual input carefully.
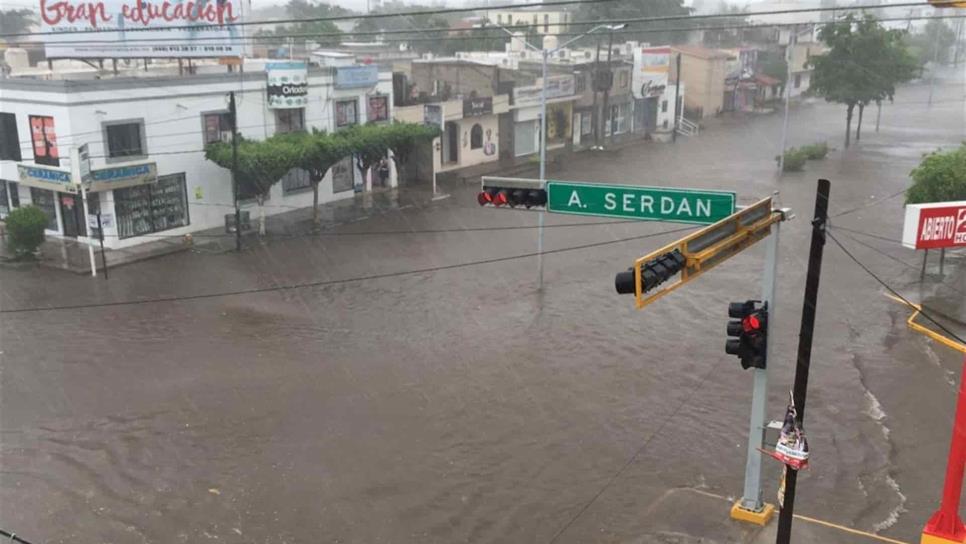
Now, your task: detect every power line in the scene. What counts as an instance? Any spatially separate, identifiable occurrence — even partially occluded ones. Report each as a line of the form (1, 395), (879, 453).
(1, 0), (621, 38)
(827, 229), (966, 345)
(0, 529), (35, 544)
(829, 189), (906, 218)
(0, 225), (694, 314)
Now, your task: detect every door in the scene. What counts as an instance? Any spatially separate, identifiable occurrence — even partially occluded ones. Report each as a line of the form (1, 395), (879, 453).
(645, 97), (658, 134)
(443, 121), (459, 164)
(59, 191), (86, 237)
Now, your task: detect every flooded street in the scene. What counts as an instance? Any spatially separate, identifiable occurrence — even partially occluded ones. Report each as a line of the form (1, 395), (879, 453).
(2, 71), (965, 544)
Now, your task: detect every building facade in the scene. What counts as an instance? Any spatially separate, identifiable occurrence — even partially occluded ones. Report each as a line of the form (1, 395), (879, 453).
(0, 64), (393, 249)
(672, 45), (731, 118)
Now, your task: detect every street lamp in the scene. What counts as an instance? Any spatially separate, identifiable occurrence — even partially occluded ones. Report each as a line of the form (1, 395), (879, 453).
(488, 20), (626, 290)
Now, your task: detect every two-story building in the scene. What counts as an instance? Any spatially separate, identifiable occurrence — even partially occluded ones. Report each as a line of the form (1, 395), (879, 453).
(672, 45), (732, 118)
(0, 61), (393, 249)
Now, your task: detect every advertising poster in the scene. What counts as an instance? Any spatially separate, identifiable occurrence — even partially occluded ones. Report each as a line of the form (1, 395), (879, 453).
(266, 61), (308, 109)
(39, 0), (245, 58)
(29, 115), (59, 166)
(633, 46), (671, 99)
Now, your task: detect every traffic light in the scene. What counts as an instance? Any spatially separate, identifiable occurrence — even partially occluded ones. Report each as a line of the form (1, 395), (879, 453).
(615, 249), (687, 294)
(478, 179), (547, 209)
(725, 300), (768, 370)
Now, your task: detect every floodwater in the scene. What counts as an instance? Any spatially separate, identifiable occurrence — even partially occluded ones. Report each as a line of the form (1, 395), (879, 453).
(1, 69), (965, 543)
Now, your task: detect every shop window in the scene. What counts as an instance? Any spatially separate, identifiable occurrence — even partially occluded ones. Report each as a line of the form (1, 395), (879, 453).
(619, 71), (628, 89)
(104, 120), (146, 160)
(281, 168), (313, 194)
(0, 113), (21, 161)
(332, 157), (354, 193)
(661, 100), (668, 113)
(202, 111), (232, 144)
(575, 74), (586, 93)
(8, 181), (19, 208)
(368, 95), (389, 123)
(114, 173), (189, 239)
(794, 74), (802, 88)
(275, 108), (305, 134)
(581, 111), (593, 136)
(29, 187), (58, 230)
(470, 124), (483, 149)
(29, 115), (59, 166)
(336, 99), (358, 128)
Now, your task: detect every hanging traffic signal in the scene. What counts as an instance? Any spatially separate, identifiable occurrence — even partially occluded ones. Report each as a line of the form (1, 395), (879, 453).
(726, 300), (768, 370)
(615, 249), (687, 294)
(478, 178), (547, 210)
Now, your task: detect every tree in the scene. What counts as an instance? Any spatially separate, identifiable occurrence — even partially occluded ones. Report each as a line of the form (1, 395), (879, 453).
(576, 0), (691, 45)
(0, 9), (33, 36)
(277, 130), (351, 227)
(5, 206), (47, 259)
(809, 14), (916, 148)
(759, 50), (788, 97)
(336, 124), (391, 191)
(254, 0), (345, 52)
(906, 19), (957, 68)
(205, 136), (299, 235)
(383, 123), (440, 185)
(906, 143), (966, 205)
(702, 3), (748, 48)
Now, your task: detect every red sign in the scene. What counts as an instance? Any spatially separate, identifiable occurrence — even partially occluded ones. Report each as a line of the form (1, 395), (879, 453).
(914, 205), (966, 249)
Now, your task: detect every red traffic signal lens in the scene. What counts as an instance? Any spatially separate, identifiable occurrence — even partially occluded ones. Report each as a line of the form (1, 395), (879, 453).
(742, 314), (761, 332)
(477, 191), (493, 206)
(493, 190), (509, 206)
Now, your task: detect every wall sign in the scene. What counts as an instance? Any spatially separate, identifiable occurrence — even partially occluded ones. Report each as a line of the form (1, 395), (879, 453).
(513, 76), (575, 109)
(902, 201), (966, 250)
(368, 95), (389, 122)
(335, 65), (379, 89)
(29, 115), (59, 167)
(633, 46), (672, 100)
(463, 96), (493, 117)
(17, 163), (75, 193)
(267, 62), (309, 109)
(86, 162), (158, 193)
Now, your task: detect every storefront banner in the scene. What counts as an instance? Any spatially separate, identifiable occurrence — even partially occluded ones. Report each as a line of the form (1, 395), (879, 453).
(40, 0), (244, 59)
(17, 163), (76, 193)
(86, 161), (158, 192)
(463, 96), (493, 117)
(335, 65), (379, 89)
(902, 201), (966, 249)
(267, 62), (308, 109)
(513, 75), (576, 108)
(633, 46), (671, 99)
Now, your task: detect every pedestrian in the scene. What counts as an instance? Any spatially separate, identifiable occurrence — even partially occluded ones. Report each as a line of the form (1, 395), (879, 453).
(378, 159), (390, 188)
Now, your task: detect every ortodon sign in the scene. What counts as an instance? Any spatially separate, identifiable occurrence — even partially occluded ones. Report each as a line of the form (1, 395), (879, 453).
(267, 62), (308, 109)
(40, 0), (244, 59)
(633, 46), (671, 99)
(86, 162), (158, 192)
(547, 181), (736, 225)
(902, 201), (966, 249)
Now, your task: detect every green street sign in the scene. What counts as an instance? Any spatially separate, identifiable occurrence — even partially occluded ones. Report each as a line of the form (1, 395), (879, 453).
(546, 181), (736, 225)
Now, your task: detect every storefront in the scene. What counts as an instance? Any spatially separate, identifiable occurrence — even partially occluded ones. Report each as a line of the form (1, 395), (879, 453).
(15, 163), (75, 236)
(512, 75), (577, 158)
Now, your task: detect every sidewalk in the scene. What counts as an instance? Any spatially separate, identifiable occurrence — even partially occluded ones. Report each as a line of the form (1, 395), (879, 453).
(0, 185), (443, 274)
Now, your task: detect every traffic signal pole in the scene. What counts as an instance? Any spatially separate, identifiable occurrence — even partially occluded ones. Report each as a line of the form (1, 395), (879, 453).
(921, 355), (966, 544)
(775, 178), (831, 544)
(732, 220), (781, 524)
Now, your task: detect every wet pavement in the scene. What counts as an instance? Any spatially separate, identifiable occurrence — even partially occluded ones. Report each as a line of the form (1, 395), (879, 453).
(1, 67), (965, 544)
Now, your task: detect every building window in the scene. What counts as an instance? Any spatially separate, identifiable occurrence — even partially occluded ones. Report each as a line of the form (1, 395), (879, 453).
(336, 99), (358, 128)
(104, 120), (145, 160)
(580, 111), (593, 136)
(619, 71), (628, 89)
(0, 113), (21, 161)
(202, 112), (232, 144)
(29, 115), (59, 166)
(532, 14), (537, 25)
(0, 180), (9, 219)
(794, 74), (802, 88)
(661, 100), (668, 113)
(275, 108), (305, 134)
(470, 123), (483, 149)
(607, 103), (629, 135)
(8, 181), (19, 208)
(29, 187), (58, 230)
(497, 13), (502, 24)
(544, 14), (549, 33)
(663, 119), (669, 129)
(368, 95), (389, 123)
(332, 157), (354, 192)
(281, 168), (313, 194)
(114, 173), (189, 239)
(575, 74), (587, 93)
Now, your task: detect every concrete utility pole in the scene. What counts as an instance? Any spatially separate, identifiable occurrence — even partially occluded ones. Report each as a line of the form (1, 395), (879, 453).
(778, 28), (795, 172)
(673, 52), (681, 143)
(600, 28), (615, 147)
(229, 91), (241, 252)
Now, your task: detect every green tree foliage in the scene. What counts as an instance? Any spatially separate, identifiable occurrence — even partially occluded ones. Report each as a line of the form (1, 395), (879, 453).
(275, 130), (351, 226)
(907, 144), (966, 205)
(336, 123), (392, 183)
(809, 14), (917, 148)
(205, 136), (300, 234)
(759, 50), (788, 94)
(906, 19), (957, 68)
(254, 0), (345, 50)
(383, 122), (440, 184)
(0, 9), (34, 36)
(575, 0), (691, 44)
(5, 206), (48, 259)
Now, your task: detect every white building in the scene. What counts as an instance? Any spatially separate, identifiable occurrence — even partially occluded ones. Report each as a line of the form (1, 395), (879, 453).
(483, 9), (572, 35)
(0, 63), (393, 249)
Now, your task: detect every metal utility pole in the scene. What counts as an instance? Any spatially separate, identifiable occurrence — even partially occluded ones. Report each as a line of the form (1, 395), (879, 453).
(737, 218), (781, 517)
(592, 36), (602, 149)
(97, 212), (108, 279)
(538, 48), (549, 291)
(229, 91), (242, 252)
(673, 52), (681, 143)
(600, 28), (615, 147)
(929, 25), (941, 107)
(778, 29), (795, 172)
(775, 178), (831, 544)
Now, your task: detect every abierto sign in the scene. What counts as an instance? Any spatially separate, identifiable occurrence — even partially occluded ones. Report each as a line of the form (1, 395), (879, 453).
(902, 201), (966, 249)
(40, 0), (244, 59)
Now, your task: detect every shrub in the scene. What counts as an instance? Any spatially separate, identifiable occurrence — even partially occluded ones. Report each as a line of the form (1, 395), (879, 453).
(5, 205), (48, 258)
(907, 143), (966, 204)
(801, 142), (829, 160)
(776, 148), (808, 171)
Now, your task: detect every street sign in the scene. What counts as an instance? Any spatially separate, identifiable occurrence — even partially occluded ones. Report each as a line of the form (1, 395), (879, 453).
(902, 200), (966, 250)
(547, 181), (736, 225)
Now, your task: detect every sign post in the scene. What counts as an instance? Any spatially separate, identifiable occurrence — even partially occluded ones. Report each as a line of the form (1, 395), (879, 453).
(547, 181), (736, 224)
